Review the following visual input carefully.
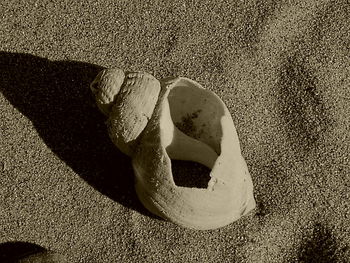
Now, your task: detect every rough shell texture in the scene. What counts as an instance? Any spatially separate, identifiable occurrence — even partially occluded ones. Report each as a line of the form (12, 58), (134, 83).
(90, 68), (125, 116)
(132, 77), (256, 230)
(107, 72), (161, 156)
(91, 69), (161, 156)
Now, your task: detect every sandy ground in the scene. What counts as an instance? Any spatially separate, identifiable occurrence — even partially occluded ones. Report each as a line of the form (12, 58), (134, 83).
(1, 0), (349, 262)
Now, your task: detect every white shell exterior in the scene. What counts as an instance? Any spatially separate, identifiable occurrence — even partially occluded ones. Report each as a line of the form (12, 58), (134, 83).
(91, 69), (255, 230)
(132, 77), (256, 230)
(90, 68), (125, 116)
(91, 69), (161, 156)
(107, 72), (161, 156)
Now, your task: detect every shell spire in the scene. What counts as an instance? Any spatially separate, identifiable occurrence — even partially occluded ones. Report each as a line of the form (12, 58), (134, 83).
(91, 69), (161, 156)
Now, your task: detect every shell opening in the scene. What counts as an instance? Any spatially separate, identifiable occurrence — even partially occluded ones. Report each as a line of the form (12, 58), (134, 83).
(171, 160), (212, 188)
(166, 79), (225, 188)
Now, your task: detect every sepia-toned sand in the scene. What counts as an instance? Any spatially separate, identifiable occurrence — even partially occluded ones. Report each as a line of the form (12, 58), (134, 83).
(1, 0), (349, 262)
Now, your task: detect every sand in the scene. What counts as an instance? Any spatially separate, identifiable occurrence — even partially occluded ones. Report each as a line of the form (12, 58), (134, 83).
(0, 0), (349, 262)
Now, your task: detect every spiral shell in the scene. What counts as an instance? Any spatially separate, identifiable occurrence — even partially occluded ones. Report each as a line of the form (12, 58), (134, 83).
(91, 68), (256, 230)
(91, 69), (161, 156)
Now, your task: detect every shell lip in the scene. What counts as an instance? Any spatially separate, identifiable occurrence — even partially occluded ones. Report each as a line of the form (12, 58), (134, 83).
(161, 76), (205, 92)
(158, 78), (255, 212)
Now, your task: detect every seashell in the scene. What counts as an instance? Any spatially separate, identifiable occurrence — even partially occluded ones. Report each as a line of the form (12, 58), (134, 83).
(91, 68), (256, 230)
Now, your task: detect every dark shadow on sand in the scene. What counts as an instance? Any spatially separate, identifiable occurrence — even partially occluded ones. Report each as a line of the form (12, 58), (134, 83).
(0, 52), (154, 217)
(0, 241), (45, 262)
(298, 223), (342, 263)
(0, 241), (66, 262)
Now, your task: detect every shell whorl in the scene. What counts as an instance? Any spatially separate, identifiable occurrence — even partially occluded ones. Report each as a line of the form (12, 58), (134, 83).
(91, 68), (161, 156)
(90, 68), (125, 116)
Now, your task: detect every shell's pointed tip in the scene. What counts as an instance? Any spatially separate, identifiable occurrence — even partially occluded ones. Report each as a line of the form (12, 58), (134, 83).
(90, 67), (126, 116)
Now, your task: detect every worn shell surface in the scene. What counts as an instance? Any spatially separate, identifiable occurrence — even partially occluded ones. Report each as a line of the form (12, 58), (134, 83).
(91, 69), (255, 230)
(132, 77), (256, 230)
(90, 68), (125, 116)
(91, 69), (161, 156)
